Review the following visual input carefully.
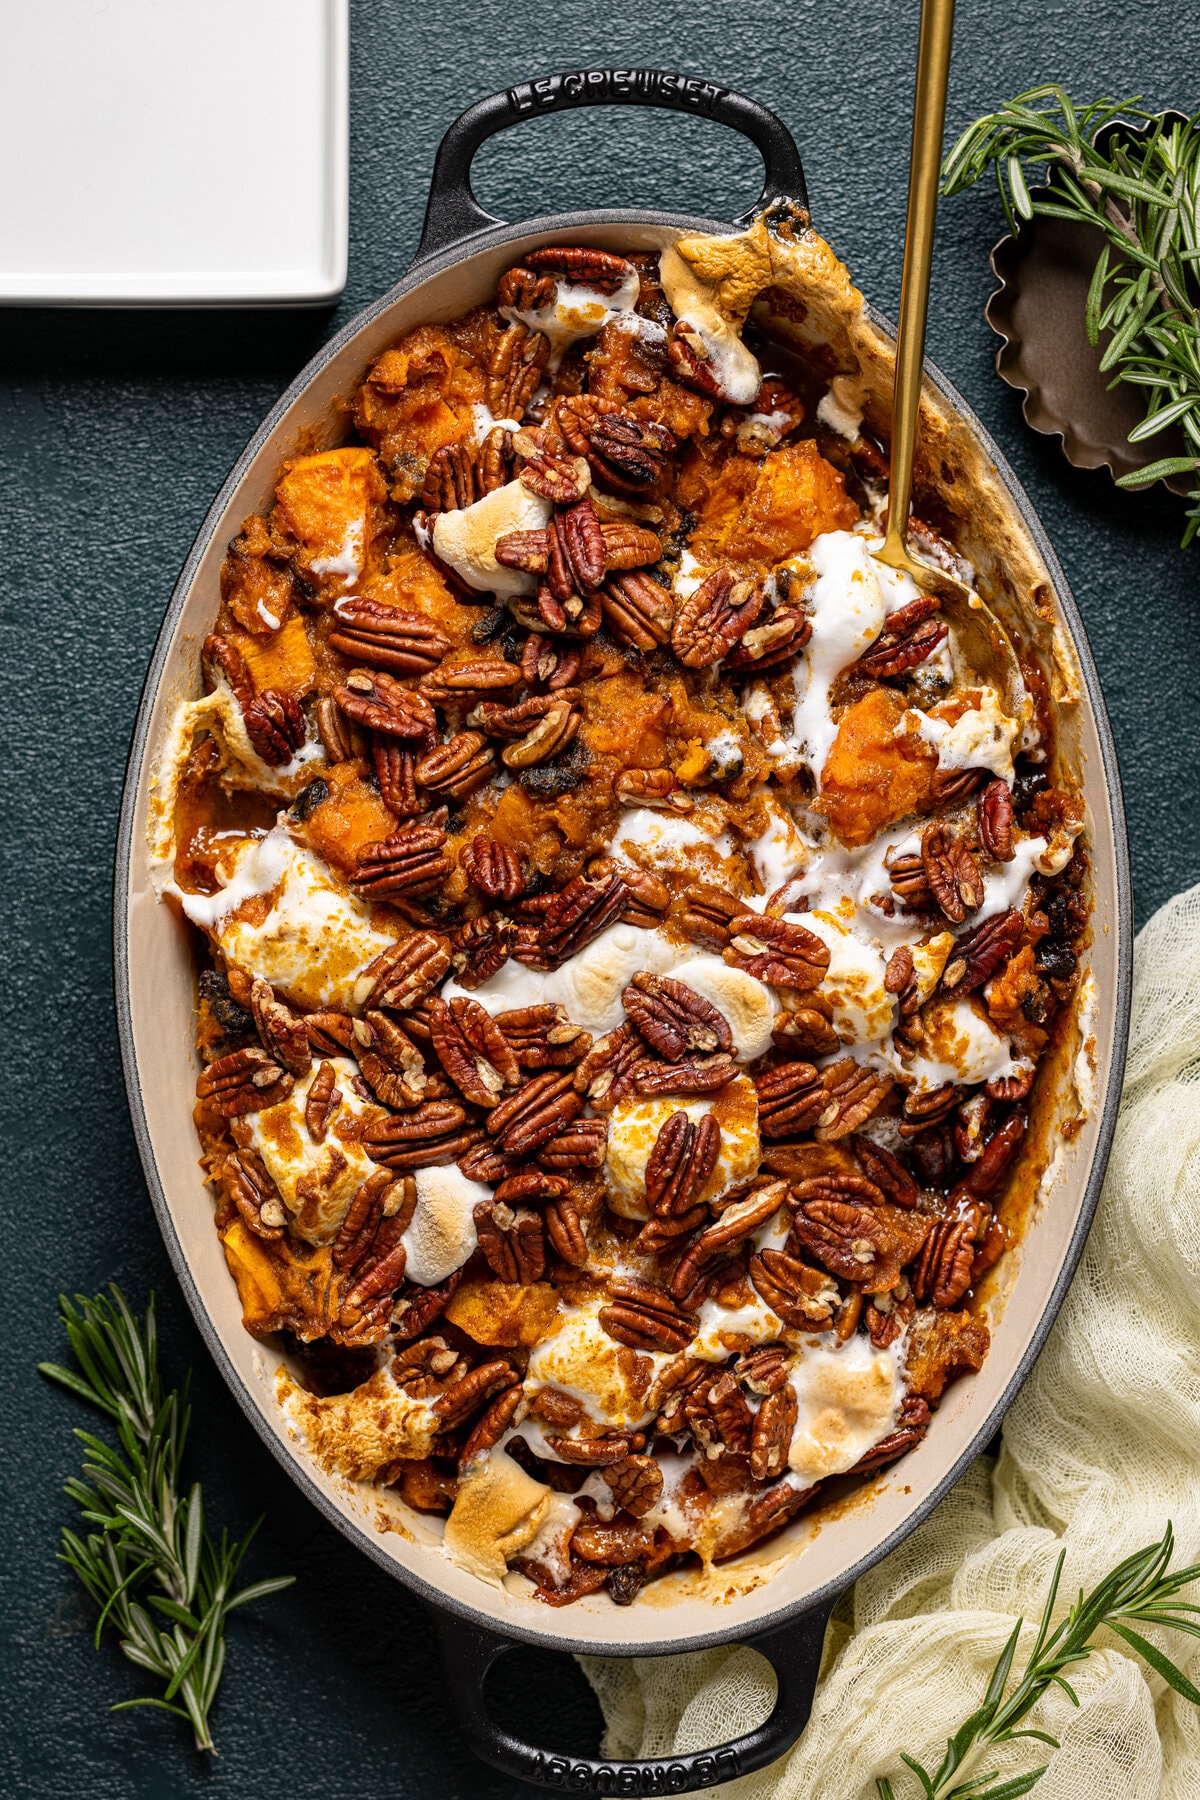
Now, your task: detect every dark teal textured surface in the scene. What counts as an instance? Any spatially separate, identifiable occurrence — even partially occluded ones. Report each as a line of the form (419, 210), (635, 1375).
(2, 3), (1198, 1794)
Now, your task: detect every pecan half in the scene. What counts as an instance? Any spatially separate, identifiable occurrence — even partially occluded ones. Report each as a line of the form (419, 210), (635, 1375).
(474, 1199), (546, 1283)
(886, 849), (935, 914)
(502, 699), (580, 769)
(849, 1394), (932, 1473)
(196, 1046), (293, 1116)
(544, 1432), (633, 1467)
(677, 883), (742, 950)
(978, 779), (1015, 862)
(670, 1183), (788, 1300)
(391, 1271), (464, 1339)
(353, 933), (451, 1011)
(754, 1062), (824, 1137)
(304, 1060), (342, 1143)
(572, 1023), (645, 1110)
(544, 1196), (588, 1266)
(599, 1278), (696, 1353)
(249, 978), (312, 1076)
(921, 823), (984, 924)
(352, 825), (451, 900)
(413, 732), (497, 800)
(631, 1054), (739, 1098)
(645, 1111), (720, 1217)
(486, 1071), (582, 1157)
(599, 571), (675, 649)
(471, 690), (580, 739)
(724, 606), (812, 671)
(520, 632), (581, 691)
(497, 265), (558, 312)
(624, 973), (733, 1062)
(750, 1383), (798, 1480)
(373, 741), (421, 817)
(941, 909), (1024, 994)
(912, 1214), (979, 1308)
(724, 913), (830, 990)
(429, 995), (520, 1106)
(431, 1360), (519, 1429)
(461, 834), (523, 901)
(487, 320), (550, 418)
(513, 426), (591, 504)
(363, 1104), (483, 1171)
(460, 1383), (526, 1467)
(224, 1149), (287, 1239)
(735, 1345), (790, 1395)
(495, 1004), (591, 1071)
(306, 1011), (357, 1056)
(771, 1001), (841, 1058)
(602, 1454), (663, 1518)
(748, 1249), (839, 1329)
(855, 597), (947, 678)
(600, 520), (663, 571)
(686, 1371), (753, 1459)
(202, 633), (254, 710)
(329, 602), (451, 677)
(524, 871), (626, 968)
(492, 1170), (570, 1208)
(334, 669), (437, 742)
(333, 1168), (391, 1269)
(315, 694), (367, 764)
(789, 1197), (931, 1294)
(419, 657), (523, 707)
(420, 440), (477, 513)
(671, 567), (764, 668)
(451, 914), (517, 990)
(815, 1059), (894, 1140)
(951, 1111), (1025, 1201)
(849, 1135), (921, 1207)
(537, 1118), (607, 1171)
(524, 245), (634, 293)
(242, 690), (305, 766)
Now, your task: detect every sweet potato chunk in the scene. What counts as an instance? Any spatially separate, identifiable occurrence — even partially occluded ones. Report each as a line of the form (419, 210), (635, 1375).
(904, 1307), (990, 1402)
(581, 671), (669, 767)
(691, 438), (858, 565)
(352, 323), (486, 503)
(816, 687), (936, 848)
(220, 512), (297, 635)
(228, 610), (316, 700)
(304, 760), (397, 874)
(220, 1217), (341, 1341)
(274, 447), (388, 600)
(445, 1278), (560, 1347)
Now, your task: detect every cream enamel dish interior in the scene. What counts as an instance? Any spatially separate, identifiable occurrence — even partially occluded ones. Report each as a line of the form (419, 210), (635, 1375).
(117, 210), (1130, 1661)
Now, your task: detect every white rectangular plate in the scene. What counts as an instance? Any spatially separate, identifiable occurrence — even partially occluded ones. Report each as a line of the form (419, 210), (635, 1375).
(0, 0), (347, 305)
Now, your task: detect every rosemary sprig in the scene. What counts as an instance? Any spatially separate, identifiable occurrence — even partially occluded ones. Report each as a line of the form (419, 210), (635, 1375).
(942, 86), (1200, 544)
(39, 1285), (294, 1753)
(876, 1523), (1200, 1799)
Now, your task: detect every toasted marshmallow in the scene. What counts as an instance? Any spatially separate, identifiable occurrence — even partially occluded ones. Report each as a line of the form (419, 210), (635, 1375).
(443, 1450), (551, 1584)
(237, 1056), (383, 1244)
(672, 956), (774, 1062)
(786, 1335), (902, 1485)
(402, 1165), (489, 1286)
(431, 480), (551, 598)
(526, 1296), (668, 1429)
(903, 995), (1030, 1094)
(175, 826), (396, 1012)
(286, 1363), (437, 1480)
(604, 1073), (761, 1218)
(793, 908), (893, 1048)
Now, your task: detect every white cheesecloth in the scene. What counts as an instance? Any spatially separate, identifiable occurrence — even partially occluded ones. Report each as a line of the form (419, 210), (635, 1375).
(580, 882), (1200, 1798)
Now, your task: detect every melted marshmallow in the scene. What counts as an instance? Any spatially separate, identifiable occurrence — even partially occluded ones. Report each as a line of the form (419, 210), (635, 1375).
(402, 1165), (489, 1286)
(443, 923), (680, 1035)
(431, 480), (551, 597)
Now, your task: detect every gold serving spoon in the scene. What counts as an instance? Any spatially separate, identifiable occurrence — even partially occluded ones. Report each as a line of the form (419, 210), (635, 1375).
(873, 0), (1025, 706)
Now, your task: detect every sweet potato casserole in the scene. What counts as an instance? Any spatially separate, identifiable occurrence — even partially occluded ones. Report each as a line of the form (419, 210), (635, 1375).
(151, 217), (1089, 1606)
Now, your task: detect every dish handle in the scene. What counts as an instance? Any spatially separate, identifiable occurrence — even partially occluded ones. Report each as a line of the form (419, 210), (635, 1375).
(412, 67), (808, 268)
(428, 1594), (837, 1793)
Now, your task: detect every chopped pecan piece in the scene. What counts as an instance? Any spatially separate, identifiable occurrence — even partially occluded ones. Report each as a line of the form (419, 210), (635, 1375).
(413, 732), (497, 799)
(623, 972), (733, 1062)
(671, 567), (764, 668)
(724, 913), (830, 990)
(243, 690), (306, 766)
(725, 605), (812, 671)
(815, 1059), (894, 1140)
(329, 602), (451, 676)
(486, 1071), (582, 1157)
(196, 1046), (293, 1117)
(602, 1455), (663, 1518)
(921, 823), (984, 924)
(513, 426), (591, 504)
(771, 1001), (841, 1058)
(249, 978), (312, 1076)
(492, 1170), (570, 1208)
(352, 825), (451, 899)
(788, 1196), (931, 1294)
(941, 909), (1024, 994)
(754, 1062), (824, 1137)
(391, 1271), (464, 1339)
(353, 933), (451, 1012)
(978, 779), (1015, 862)
(520, 631), (581, 690)
(392, 1334), (464, 1396)
(306, 1011), (357, 1056)
(735, 1345), (790, 1395)
(855, 596), (946, 678)
(304, 1060), (342, 1143)
(599, 1278), (696, 1353)
(224, 1149), (287, 1240)
(750, 1383), (798, 1480)
(429, 995), (520, 1106)
(334, 669), (437, 742)
(644, 1110), (720, 1217)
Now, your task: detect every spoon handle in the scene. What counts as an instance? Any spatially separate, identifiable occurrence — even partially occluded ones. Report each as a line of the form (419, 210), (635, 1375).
(883, 0), (957, 560)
